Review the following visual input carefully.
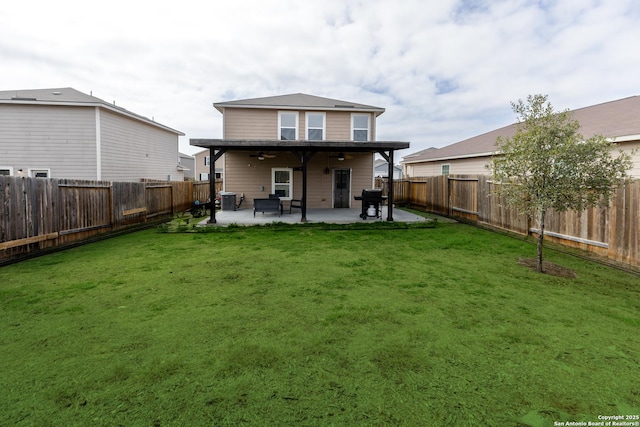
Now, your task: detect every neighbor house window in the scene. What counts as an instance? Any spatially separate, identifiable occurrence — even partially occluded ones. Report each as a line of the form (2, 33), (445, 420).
(29, 168), (50, 178)
(204, 156), (210, 166)
(352, 114), (370, 141)
(441, 164), (450, 176)
(272, 168), (293, 199)
(279, 112), (298, 140)
(306, 112), (325, 141)
(0, 167), (12, 176)
(200, 173), (209, 181)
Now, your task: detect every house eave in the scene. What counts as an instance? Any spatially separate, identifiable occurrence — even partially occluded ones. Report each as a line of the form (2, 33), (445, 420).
(402, 151), (495, 164)
(610, 134), (640, 143)
(214, 103), (385, 116)
(190, 139), (409, 152)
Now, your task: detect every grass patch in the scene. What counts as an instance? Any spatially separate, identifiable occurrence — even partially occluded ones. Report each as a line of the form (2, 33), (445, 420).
(1, 221), (638, 426)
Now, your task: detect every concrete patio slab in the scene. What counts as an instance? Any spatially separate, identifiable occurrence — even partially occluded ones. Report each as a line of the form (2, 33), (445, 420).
(197, 206), (431, 226)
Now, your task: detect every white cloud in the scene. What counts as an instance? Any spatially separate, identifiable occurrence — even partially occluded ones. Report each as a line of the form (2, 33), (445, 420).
(2, 0), (639, 156)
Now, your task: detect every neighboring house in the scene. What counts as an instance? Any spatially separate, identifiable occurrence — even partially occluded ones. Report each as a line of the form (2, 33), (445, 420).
(179, 152), (195, 180)
(374, 158), (402, 179)
(191, 93), (409, 221)
(401, 96), (640, 178)
(193, 149), (224, 181)
(0, 87), (185, 181)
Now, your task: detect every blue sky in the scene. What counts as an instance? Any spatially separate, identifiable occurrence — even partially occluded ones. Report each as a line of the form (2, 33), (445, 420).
(2, 0), (639, 157)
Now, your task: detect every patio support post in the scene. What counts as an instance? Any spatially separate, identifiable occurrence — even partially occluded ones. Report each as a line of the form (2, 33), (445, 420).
(208, 148), (216, 224)
(387, 150), (395, 221)
(301, 152), (309, 222)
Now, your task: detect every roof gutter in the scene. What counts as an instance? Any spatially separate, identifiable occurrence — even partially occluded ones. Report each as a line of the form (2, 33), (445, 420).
(213, 103), (385, 116)
(402, 151), (495, 164)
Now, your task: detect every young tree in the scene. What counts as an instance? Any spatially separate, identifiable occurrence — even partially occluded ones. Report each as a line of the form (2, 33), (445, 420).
(489, 94), (633, 273)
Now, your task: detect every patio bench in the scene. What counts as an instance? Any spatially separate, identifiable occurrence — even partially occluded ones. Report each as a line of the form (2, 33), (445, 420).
(253, 198), (282, 217)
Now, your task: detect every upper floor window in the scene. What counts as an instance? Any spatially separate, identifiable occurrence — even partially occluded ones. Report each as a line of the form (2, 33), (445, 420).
(352, 114), (370, 141)
(279, 112), (298, 140)
(306, 112), (325, 141)
(204, 156), (210, 166)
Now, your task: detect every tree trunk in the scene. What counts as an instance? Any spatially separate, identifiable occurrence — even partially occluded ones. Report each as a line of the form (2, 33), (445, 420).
(537, 210), (545, 273)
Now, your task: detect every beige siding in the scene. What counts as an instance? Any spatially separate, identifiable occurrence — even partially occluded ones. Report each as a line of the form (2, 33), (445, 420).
(622, 140), (640, 177)
(0, 104), (97, 178)
(406, 141), (640, 178)
(194, 150), (209, 180)
(223, 108), (377, 141)
(100, 109), (181, 181)
(405, 156), (491, 177)
(325, 111), (351, 140)
(224, 151), (374, 208)
(223, 108), (277, 139)
(194, 149), (224, 181)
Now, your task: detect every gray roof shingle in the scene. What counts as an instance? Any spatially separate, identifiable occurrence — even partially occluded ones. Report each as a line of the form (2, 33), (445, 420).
(0, 87), (184, 135)
(404, 95), (640, 163)
(214, 93), (385, 115)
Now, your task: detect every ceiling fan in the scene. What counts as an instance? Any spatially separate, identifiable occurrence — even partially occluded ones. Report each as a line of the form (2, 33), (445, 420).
(249, 151), (276, 160)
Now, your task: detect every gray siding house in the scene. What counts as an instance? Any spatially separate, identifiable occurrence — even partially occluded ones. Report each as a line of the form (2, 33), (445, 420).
(0, 87), (184, 181)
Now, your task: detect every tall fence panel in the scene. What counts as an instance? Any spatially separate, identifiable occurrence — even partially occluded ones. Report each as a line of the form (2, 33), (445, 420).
(1, 177), (213, 264)
(448, 176), (478, 221)
(608, 180), (639, 266)
(113, 182), (147, 227)
(57, 180), (112, 245)
(392, 175), (638, 269)
(478, 177), (529, 235)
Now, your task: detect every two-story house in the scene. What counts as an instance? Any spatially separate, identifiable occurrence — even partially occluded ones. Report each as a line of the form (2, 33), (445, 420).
(193, 149), (224, 181)
(0, 87), (185, 181)
(191, 93), (409, 222)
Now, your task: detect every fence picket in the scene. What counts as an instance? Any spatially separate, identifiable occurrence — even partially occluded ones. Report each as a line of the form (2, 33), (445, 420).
(384, 176), (638, 269)
(0, 177), (220, 264)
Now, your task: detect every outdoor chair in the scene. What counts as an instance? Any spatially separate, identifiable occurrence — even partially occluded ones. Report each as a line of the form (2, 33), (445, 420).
(289, 198), (302, 214)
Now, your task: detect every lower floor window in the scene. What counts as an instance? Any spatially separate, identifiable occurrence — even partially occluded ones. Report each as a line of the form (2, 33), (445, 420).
(30, 168), (50, 178)
(272, 168), (292, 199)
(0, 167), (12, 176)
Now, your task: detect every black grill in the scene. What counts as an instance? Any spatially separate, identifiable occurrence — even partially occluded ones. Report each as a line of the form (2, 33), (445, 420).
(354, 189), (387, 219)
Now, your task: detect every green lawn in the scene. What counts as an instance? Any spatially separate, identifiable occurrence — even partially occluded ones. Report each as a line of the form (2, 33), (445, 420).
(1, 219), (638, 426)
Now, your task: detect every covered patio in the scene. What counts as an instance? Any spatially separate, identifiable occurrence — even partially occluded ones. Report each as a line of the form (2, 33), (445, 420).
(197, 206), (430, 226)
(190, 139), (410, 224)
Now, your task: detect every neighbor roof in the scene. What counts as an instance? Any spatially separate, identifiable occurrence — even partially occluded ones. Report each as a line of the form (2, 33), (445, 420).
(403, 95), (640, 164)
(213, 93), (385, 116)
(0, 87), (184, 135)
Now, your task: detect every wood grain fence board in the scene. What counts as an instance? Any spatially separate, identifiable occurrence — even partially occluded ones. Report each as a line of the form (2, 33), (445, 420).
(390, 175), (637, 268)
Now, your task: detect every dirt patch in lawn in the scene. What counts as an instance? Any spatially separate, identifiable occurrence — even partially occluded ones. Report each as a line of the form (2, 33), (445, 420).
(518, 258), (577, 278)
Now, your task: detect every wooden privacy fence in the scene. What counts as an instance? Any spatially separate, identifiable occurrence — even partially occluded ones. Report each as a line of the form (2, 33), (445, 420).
(390, 175), (639, 269)
(0, 177), (218, 263)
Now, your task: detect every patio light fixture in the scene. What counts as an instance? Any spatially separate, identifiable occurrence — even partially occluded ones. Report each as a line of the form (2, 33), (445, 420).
(337, 152), (345, 161)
